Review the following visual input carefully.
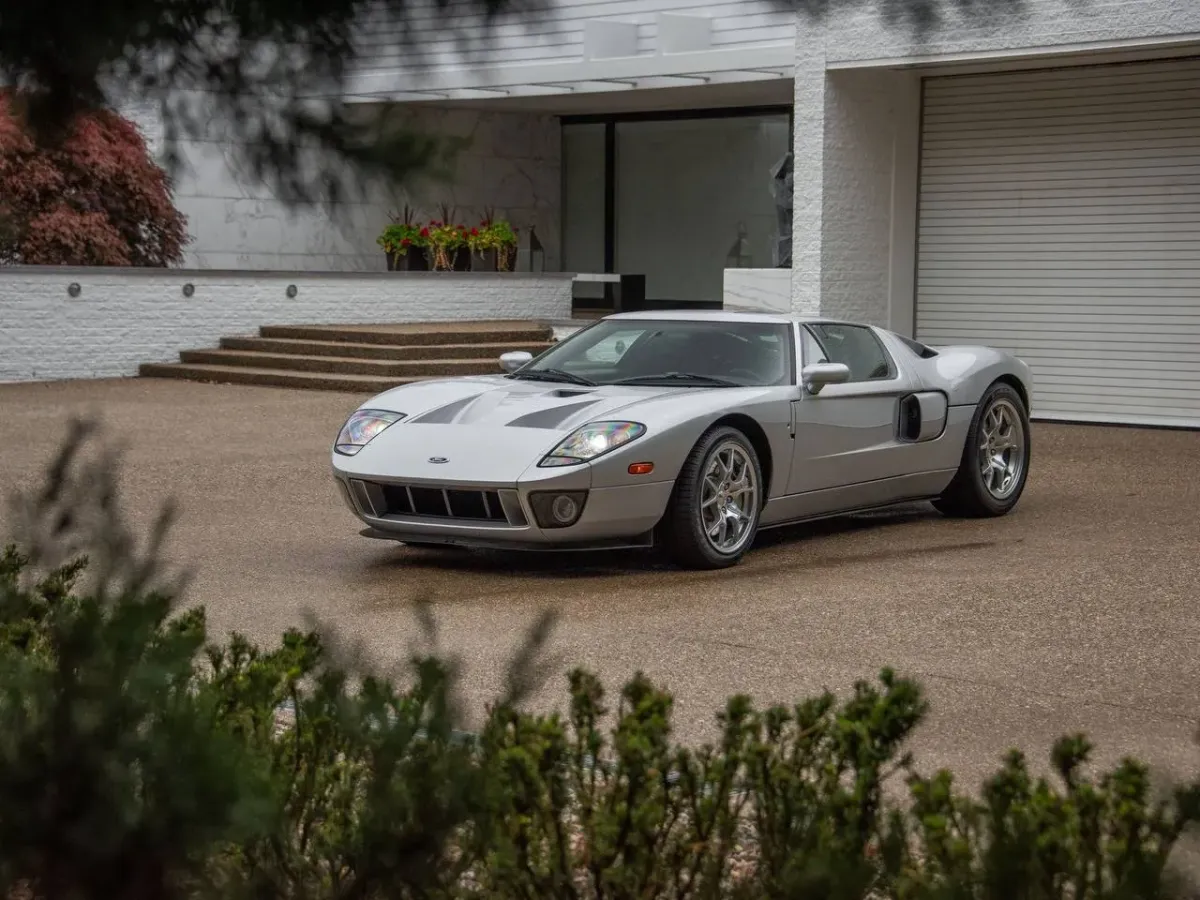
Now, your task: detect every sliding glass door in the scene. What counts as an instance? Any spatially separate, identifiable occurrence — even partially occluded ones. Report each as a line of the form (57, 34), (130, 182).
(561, 109), (791, 306)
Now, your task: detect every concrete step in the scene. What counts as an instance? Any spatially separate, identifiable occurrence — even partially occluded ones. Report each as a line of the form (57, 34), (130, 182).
(138, 362), (421, 393)
(219, 336), (553, 361)
(178, 349), (501, 377)
(258, 322), (553, 346)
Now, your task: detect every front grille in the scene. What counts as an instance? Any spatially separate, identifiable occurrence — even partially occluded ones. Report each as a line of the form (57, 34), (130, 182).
(351, 479), (509, 523)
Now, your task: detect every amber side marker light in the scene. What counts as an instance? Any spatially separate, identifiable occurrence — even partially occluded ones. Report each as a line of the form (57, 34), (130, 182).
(628, 462), (655, 475)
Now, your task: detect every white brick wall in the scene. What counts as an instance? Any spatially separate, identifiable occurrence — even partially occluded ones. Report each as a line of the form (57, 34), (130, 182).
(790, 56), (920, 329)
(0, 267), (573, 382)
(789, 39), (827, 321)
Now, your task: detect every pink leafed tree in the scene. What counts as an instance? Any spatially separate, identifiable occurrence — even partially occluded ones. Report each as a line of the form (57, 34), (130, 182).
(0, 93), (190, 267)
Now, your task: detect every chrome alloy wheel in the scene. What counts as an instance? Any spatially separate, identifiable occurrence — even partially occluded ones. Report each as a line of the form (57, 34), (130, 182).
(978, 397), (1026, 500)
(699, 440), (759, 555)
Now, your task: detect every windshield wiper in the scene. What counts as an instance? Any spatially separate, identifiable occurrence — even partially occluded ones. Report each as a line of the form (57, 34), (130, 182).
(611, 372), (740, 387)
(509, 367), (597, 386)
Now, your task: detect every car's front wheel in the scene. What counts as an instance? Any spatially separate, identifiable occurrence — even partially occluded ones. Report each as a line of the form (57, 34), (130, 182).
(661, 425), (763, 570)
(934, 381), (1031, 518)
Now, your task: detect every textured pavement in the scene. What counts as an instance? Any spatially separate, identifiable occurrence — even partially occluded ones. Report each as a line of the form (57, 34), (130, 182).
(1, 377), (1198, 799)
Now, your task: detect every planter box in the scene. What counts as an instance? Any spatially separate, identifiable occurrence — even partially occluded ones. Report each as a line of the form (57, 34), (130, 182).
(430, 248), (469, 271)
(386, 250), (429, 271)
(473, 247), (518, 272)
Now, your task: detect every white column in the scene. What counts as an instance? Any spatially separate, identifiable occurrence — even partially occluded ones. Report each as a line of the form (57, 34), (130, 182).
(790, 32), (921, 331)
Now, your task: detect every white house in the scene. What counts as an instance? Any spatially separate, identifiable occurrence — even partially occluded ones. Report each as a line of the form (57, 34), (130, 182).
(142, 0), (1200, 428)
(146, 1), (797, 292)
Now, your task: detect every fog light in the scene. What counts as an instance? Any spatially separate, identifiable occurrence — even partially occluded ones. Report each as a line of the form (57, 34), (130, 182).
(529, 490), (587, 529)
(551, 494), (578, 523)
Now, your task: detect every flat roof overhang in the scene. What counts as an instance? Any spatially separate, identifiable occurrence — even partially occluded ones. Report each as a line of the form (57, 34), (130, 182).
(339, 44), (795, 113)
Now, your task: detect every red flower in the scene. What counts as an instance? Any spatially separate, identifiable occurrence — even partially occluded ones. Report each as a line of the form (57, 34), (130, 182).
(419, 227), (430, 237)
(401, 237), (411, 246)
(470, 227), (479, 236)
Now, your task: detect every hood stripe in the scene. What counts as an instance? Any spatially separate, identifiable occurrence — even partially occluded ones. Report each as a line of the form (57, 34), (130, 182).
(504, 398), (602, 429)
(408, 393), (484, 424)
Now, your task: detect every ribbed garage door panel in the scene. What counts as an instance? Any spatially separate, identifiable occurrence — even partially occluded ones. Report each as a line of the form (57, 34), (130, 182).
(915, 58), (1200, 427)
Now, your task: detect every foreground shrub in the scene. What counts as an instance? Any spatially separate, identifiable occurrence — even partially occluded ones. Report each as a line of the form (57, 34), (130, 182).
(0, 419), (1197, 899)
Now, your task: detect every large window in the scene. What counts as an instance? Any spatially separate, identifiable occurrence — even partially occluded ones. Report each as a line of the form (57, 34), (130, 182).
(561, 123), (606, 274)
(561, 110), (792, 307)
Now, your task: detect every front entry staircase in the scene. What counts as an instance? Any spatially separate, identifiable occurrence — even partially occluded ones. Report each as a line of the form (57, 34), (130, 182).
(139, 321), (557, 393)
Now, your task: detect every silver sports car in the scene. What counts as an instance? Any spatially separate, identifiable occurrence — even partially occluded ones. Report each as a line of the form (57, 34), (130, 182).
(330, 311), (1033, 570)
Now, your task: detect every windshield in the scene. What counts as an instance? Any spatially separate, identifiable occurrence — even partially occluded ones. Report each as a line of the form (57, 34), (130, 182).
(512, 319), (794, 387)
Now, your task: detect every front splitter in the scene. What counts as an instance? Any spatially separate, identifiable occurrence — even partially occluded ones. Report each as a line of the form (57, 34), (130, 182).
(358, 527), (656, 552)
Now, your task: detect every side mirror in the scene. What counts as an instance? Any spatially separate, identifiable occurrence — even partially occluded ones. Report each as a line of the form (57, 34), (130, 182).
(499, 350), (533, 373)
(801, 362), (851, 395)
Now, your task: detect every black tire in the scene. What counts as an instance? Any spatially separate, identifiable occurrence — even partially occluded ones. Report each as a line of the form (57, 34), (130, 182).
(933, 381), (1031, 518)
(661, 425), (764, 570)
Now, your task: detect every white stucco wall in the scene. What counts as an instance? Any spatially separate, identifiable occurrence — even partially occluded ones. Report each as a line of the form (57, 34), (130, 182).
(818, 0), (1200, 65)
(791, 61), (920, 330)
(790, 0), (1200, 331)
(123, 101), (561, 273)
(0, 268), (573, 382)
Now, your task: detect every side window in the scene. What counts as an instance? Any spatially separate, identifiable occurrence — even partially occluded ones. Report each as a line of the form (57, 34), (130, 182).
(800, 328), (827, 366)
(806, 324), (895, 382)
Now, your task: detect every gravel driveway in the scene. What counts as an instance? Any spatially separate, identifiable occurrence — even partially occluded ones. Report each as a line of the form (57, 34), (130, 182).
(1, 377), (1198, 797)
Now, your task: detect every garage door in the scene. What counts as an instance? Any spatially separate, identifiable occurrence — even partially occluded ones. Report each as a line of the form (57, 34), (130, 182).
(915, 58), (1200, 428)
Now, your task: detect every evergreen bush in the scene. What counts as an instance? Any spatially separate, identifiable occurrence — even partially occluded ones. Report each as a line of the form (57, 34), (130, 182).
(1, 419), (1197, 900)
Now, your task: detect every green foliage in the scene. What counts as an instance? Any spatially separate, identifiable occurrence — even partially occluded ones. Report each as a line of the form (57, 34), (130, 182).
(377, 204), (428, 261)
(377, 222), (428, 257)
(0, 418), (1197, 900)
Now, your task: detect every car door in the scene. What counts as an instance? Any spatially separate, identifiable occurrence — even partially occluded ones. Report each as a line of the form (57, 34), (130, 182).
(787, 323), (923, 504)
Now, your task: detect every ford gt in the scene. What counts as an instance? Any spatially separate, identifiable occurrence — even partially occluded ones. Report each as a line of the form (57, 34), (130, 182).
(330, 311), (1033, 569)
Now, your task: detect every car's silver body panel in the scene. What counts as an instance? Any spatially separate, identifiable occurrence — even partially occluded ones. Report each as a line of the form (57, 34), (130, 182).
(330, 310), (1033, 551)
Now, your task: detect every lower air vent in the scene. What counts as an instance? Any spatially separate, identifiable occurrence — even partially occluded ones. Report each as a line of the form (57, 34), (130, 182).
(352, 479), (508, 523)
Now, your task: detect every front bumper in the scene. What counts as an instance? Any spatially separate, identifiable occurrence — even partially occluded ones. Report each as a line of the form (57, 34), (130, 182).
(332, 469), (674, 551)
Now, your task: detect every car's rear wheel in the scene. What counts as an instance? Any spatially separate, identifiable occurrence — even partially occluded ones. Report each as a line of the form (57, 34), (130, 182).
(933, 381), (1031, 518)
(661, 425), (763, 570)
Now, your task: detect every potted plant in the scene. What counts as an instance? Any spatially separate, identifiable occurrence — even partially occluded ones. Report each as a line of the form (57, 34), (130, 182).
(426, 220), (465, 271)
(470, 208), (519, 272)
(427, 204), (471, 271)
(489, 218), (519, 272)
(376, 205), (428, 271)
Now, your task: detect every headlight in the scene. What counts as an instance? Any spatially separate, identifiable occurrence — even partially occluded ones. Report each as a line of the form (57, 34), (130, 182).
(539, 421), (646, 467)
(334, 409), (405, 456)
